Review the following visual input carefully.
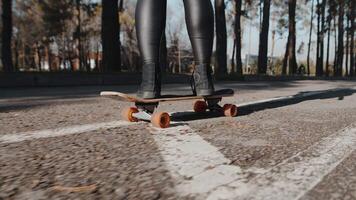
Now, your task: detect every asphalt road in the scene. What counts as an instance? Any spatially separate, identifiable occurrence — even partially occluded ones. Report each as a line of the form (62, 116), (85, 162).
(1, 80), (356, 200)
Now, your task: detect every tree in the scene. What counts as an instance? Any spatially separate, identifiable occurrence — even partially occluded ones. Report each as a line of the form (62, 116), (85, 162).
(345, 0), (354, 76)
(119, 1), (140, 71)
(234, 0), (243, 76)
(215, 0), (228, 75)
(257, 0), (271, 74)
(335, 0), (344, 76)
(306, 0), (315, 76)
(349, 0), (355, 76)
(159, 0), (167, 73)
(75, 0), (83, 71)
(2, 0), (14, 72)
(14, 0), (44, 71)
(325, 0), (333, 76)
(345, 9), (350, 76)
(282, 0), (298, 75)
(333, 15), (338, 74)
(38, 0), (74, 71)
(101, 0), (121, 72)
(315, 0), (326, 76)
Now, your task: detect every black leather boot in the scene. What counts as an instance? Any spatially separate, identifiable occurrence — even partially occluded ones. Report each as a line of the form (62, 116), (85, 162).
(193, 64), (215, 96)
(137, 63), (161, 99)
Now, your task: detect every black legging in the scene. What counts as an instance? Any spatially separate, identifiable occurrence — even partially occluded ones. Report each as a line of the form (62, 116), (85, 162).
(135, 0), (214, 66)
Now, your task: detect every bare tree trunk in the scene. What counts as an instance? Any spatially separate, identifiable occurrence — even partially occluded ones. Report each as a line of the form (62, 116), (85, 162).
(235, 0), (243, 76)
(102, 0), (121, 72)
(257, 0), (271, 74)
(1, 0), (14, 72)
(271, 30), (276, 58)
(333, 17), (337, 75)
(282, 39), (290, 75)
(345, 19), (349, 76)
(325, 14), (331, 76)
(75, 0), (83, 71)
(215, 0), (228, 75)
(320, 0), (326, 74)
(316, 0), (326, 76)
(231, 39), (236, 73)
(316, 0), (321, 74)
(282, 0), (298, 75)
(307, 0), (315, 76)
(350, 0), (355, 76)
(336, 0), (344, 76)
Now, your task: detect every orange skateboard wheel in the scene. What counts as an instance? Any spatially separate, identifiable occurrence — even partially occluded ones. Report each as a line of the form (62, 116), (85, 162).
(223, 104), (238, 117)
(121, 107), (139, 122)
(194, 100), (208, 113)
(151, 112), (171, 128)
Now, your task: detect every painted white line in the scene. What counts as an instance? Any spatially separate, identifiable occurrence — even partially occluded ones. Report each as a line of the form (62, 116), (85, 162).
(149, 123), (249, 198)
(225, 126), (356, 200)
(0, 120), (132, 144)
(151, 122), (356, 199)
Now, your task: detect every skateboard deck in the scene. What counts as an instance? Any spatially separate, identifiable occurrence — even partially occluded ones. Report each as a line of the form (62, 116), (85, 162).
(100, 89), (237, 128)
(100, 89), (234, 103)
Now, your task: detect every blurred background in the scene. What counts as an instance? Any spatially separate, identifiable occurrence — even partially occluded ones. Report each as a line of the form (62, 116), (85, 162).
(0, 0), (354, 77)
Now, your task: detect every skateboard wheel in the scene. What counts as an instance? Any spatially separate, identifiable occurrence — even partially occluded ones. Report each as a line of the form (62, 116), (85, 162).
(151, 112), (171, 128)
(194, 101), (208, 113)
(223, 104), (238, 117)
(122, 107), (139, 122)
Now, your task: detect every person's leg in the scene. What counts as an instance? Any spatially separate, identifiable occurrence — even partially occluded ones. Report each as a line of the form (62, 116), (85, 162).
(136, 0), (166, 98)
(183, 0), (215, 96)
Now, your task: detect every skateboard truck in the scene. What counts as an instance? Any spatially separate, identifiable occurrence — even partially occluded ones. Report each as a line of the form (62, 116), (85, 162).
(122, 104), (171, 129)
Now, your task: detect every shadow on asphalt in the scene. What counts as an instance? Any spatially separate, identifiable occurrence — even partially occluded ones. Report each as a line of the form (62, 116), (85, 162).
(0, 81), (302, 112)
(0, 80), (310, 100)
(171, 88), (356, 122)
(1, 82), (354, 114)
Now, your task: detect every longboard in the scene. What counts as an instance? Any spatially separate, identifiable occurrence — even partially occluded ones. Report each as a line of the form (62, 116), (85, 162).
(100, 89), (237, 128)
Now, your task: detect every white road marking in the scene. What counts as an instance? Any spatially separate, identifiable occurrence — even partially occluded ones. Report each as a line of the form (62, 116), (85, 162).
(0, 120), (132, 144)
(222, 126), (356, 200)
(149, 124), (249, 198)
(151, 123), (356, 200)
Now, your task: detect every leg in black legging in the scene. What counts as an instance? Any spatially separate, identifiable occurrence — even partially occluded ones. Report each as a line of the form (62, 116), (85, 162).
(136, 0), (166, 65)
(135, 0), (166, 98)
(183, 0), (214, 65)
(183, 0), (215, 95)
(135, 0), (214, 98)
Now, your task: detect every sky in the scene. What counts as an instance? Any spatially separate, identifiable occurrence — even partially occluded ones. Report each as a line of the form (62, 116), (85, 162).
(165, 0), (336, 63)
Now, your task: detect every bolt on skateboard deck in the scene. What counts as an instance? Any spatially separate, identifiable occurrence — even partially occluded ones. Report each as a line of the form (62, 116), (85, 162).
(100, 89), (237, 128)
